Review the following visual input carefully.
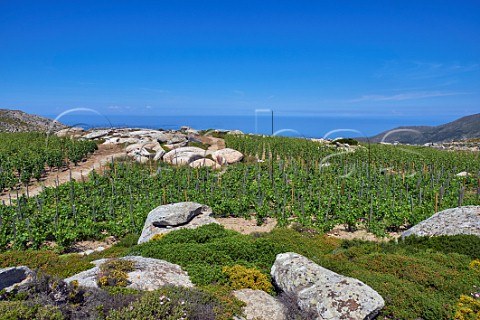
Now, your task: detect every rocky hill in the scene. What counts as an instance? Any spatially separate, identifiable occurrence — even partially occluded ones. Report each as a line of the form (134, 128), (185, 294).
(0, 108), (66, 132)
(364, 113), (480, 144)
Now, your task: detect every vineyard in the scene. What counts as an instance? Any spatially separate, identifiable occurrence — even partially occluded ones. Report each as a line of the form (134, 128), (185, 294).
(0, 132), (98, 191)
(0, 133), (479, 250)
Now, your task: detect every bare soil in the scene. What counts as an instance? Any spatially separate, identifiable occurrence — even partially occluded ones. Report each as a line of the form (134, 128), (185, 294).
(0, 144), (126, 202)
(326, 224), (402, 242)
(216, 217), (278, 235)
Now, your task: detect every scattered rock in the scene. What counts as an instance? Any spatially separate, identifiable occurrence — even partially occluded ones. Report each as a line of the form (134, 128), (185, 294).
(402, 206), (480, 238)
(65, 256), (193, 291)
(0, 266), (35, 292)
(138, 202), (217, 244)
(212, 148), (243, 164)
(189, 158), (218, 168)
(233, 289), (286, 320)
(271, 252), (385, 320)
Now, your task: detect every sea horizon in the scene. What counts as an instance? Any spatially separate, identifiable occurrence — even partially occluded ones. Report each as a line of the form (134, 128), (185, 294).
(40, 112), (459, 140)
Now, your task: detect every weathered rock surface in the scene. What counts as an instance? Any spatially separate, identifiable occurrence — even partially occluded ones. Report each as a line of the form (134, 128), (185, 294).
(65, 256), (193, 291)
(233, 289), (286, 320)
(0, 266), (35, 292)
(213, 148), (243, 164)
(402, 206), (480, 238)
(189, 158), (217, 168)
(271, 252), (385, 320)
(138, 202), (217, 244)
(163, 147), (207, 165)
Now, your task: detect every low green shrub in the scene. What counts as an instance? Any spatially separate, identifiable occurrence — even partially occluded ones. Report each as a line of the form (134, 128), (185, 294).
(222, 264), (273, 293)
(0, 301), (63, 320)
(128, 224), (282, 286)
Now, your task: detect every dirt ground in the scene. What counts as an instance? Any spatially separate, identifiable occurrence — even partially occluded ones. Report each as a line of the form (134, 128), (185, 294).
(0, 144), (126, 202)
(326, 224), (402, 242)
(216, 217), (278, 234)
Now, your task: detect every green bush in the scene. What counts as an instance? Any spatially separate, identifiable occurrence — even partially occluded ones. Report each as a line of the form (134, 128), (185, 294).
(128, 224), (283, 286)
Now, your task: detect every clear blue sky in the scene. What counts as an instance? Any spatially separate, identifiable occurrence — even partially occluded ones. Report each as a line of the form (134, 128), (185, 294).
(0, 0), (479, 121)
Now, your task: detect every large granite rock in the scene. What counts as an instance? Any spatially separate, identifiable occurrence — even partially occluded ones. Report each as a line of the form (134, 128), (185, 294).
(189, 158), (218, 168)
(65, 256), (193, 291)
(234, 289), (286, 320)
(213, 148), (243, 164)
(402, 206), (480, 239)
(0, 266), (35, 292)
(271, 252), (384, 320)
(138, 202), (217, 244)
(163, 147), (207, 165)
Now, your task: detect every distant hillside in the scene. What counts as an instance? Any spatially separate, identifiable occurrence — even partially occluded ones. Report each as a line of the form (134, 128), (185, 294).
(0, 109), (66, 132)
(364, 113), (480, 144)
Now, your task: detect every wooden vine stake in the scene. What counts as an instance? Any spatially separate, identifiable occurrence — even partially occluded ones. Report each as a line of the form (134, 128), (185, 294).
(435, 192), (438, 213)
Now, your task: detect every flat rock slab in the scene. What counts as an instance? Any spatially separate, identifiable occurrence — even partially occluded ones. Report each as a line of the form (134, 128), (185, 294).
(64, 256), (193, 291)
(271, 252), (384, 320)
(138, 202), (216, 244)
(402, 206), (480, 238)
(0, 266), (35, 292)
(233, 289), (286, 320)
(83, 130), (110, 140)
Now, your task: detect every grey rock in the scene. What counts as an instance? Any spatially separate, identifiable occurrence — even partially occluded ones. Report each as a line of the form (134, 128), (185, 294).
(213, 148), (243, 164)
(0, 266), (35, 292)
(65, 256), (193, 291)
(271, 252), (385, 320)
(138, 202), (217, 244)
(233, 289), (286, 320)
(402, 206), (480, 238)
(84, 130), (110, 139)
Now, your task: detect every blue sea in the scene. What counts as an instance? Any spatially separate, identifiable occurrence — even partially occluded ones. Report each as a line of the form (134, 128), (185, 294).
(43, 113), (455, 139)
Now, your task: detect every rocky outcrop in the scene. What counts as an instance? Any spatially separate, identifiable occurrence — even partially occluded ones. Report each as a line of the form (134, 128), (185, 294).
(402, 206), (480, 238)
(65, 256), (193, 291)
(271, 252), (384, 320)
(138, 202), (217, 244)
(0, 266), (35, 292)
(233, 289), (286, 320)
(213, 148), (243, 164)
(0, 109), (67, 133)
